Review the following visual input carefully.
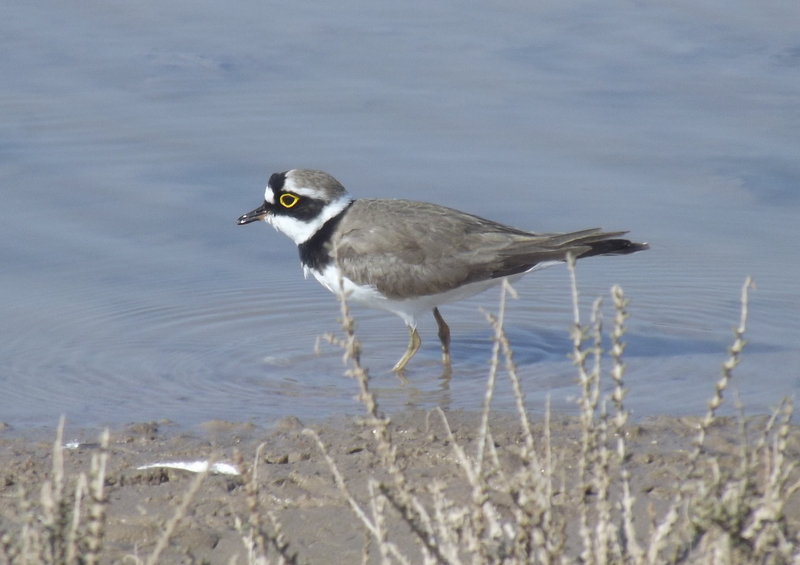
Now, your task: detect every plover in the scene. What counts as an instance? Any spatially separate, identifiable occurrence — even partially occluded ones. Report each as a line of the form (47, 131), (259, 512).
(238, 169), (648, 373)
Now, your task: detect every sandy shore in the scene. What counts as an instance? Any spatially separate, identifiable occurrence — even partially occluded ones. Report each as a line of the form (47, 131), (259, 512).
(1, 409), (799, 564)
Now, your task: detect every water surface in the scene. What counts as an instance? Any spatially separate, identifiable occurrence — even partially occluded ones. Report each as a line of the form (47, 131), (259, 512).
(2, 0), (799, 429)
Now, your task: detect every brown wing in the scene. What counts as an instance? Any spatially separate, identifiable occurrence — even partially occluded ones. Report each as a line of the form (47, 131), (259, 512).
(332, 199), (646, 300)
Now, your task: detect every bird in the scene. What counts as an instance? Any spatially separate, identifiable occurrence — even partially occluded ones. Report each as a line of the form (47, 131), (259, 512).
(237, 169), (648, 374)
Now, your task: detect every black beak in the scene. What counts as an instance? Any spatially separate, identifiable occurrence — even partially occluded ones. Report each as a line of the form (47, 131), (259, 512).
(237, 202), (269, 225)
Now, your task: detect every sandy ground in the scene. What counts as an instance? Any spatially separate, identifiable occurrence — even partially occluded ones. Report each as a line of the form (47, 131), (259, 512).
(1, 410), (799, 564)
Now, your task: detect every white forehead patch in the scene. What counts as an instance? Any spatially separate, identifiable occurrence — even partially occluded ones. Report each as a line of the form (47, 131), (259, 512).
(264, 184), (275, 204)
(283, 171), (330, 199)
(291, 186), (327, 198)
(282, 174), (300, 194)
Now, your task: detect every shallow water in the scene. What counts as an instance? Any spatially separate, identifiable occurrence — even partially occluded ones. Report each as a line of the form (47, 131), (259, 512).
(2, 0), (799, 429)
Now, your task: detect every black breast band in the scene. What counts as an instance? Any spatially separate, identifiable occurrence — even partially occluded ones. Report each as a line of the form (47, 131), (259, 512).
(298, 202), (354, 271)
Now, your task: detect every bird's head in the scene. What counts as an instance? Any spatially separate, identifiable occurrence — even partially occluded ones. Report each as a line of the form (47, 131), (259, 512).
(237, 169), (353, 245)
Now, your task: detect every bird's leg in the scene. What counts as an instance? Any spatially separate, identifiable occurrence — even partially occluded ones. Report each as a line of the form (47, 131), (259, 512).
(432, 307), (451, 367)
(391, 326), (421, 373)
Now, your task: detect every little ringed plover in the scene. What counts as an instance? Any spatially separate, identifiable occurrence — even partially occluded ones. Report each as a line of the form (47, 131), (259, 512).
(238, 169), (648, 373)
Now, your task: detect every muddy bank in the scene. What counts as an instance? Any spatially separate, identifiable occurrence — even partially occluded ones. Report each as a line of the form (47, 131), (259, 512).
(1, 410), (799, 564)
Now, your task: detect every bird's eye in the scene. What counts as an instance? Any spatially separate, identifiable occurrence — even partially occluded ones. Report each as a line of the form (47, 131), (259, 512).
(279, 193), (300, 208)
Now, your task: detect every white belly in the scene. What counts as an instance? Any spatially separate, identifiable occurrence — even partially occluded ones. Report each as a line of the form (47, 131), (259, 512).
(307, 261), (561, 327)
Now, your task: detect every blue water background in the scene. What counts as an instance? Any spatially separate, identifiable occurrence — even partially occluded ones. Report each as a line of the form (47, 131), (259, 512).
(2, 0), (799, 429)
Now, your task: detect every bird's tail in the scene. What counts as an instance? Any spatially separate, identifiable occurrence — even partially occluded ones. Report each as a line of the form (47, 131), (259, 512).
(550, 228), (649, 258)
(489, 228), (649, 280)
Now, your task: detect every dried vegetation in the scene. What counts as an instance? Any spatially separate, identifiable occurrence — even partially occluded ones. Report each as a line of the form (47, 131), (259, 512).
(2, 262), (799, 564)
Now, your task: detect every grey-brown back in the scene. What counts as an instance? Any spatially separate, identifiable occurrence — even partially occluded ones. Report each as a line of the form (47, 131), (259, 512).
(330, 199), (647, 299)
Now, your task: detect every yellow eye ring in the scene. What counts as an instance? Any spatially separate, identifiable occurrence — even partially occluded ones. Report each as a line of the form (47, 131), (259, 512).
(279, 193), (300, 208)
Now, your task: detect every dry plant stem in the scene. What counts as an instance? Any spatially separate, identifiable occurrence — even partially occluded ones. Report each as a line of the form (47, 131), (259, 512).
(567, 254), (600, 565)
(5, 421), (113, 565)
(609, 285), (644, 564)
(376, 487), (441, 565)
(322, 284), (438, 558)
(593, 399), (613, 565)
(595, 401), (621, 563)
(648, 277), (757, 564)
(486, 280), (537, 462)
(302, 429), (414, 565)
(85, 428), (109, 565)
(324, 253), (449, 562)
(529, 396), (565, 564)
(742, 398), (799, 555)
(434, 400), (516, 562)
(361, 528), (371, 565)
(40, 416), (67, 565)
(543, 396), (557, 558)
(19, 486), (35, 562)
(67, 473), (88, 565)
(236, 443), (297, 565)
(609, 286), (629, 440)
(545, 395), (552, 499)
(682, 278), (754, 540)
(244, 444), (268, 561)
(265, 511), (295, 565)
(476, 280), (517, 470)
(483, 283), (566, 563)
(232, 515), (256, 565)
(477, 278), (528, 540)
(145, 458), (210, 565)
(367, 480), (391, 565)
(308, 260), (800, 565)
(429, 481), (463, 565)
(568, 264), (643, 565)
(693, 276), (754, 455)
(327, 253), (393, 466)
